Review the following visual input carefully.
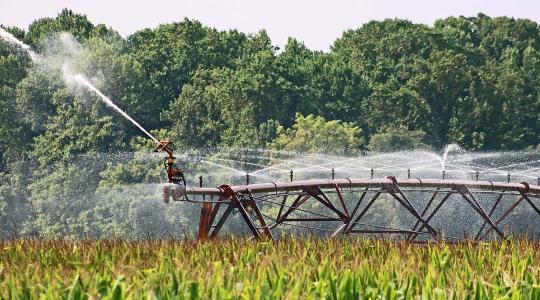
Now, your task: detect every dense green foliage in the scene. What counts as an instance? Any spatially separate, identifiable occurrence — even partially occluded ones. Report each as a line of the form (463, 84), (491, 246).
(1, 9), (540, 237)
(2, 238), (540, 298)
(368, 125), (429, 152)
(269, 114), (364, 154)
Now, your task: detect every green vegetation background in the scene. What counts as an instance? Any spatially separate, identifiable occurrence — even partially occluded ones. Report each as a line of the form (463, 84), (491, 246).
(1, 10), (540, 238)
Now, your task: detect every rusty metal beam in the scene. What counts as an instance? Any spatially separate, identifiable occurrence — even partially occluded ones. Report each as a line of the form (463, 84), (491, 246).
(244, 189), (274, 240)
(197, 201), (212, 240)
(303, 186), (349, 221)
(209, 205), (234, 238)
(334, 183), (350, 218)
(184, 178), (539, 196)
(185, 178), (540, 241)
(474, 192), (505, 240)
(457, 186), (505, 240)
(384, 178), (437, 236)
(345, 191), (382, 233)
(411, 190), (439, 233)
(408, 192), (452, 241)
(479, 192), (540, 240)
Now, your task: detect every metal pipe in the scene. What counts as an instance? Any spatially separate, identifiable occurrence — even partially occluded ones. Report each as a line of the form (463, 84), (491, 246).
(182, 178), (540, 196)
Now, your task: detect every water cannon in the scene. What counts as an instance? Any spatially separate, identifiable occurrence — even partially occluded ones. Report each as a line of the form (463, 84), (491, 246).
(154, 140), (186, 203)
(154, 140), (174, 161)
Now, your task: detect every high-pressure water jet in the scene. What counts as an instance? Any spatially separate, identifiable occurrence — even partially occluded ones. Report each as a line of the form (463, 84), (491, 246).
(73, 74), (159, 143)
(0, 27), (39, 61)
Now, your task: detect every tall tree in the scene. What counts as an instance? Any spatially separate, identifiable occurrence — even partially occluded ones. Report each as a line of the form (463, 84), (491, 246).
(127, 20), (250, 127)
(26, 9), (95, 48)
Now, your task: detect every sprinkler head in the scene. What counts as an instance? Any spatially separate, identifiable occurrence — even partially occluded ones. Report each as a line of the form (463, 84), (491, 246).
(154, 140), (174, 158)
(154, 140), (176, 165)
(154, 139), (186, 185)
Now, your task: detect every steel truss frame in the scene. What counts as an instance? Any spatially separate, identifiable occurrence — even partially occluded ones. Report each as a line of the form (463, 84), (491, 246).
(185, 177), (540, 241)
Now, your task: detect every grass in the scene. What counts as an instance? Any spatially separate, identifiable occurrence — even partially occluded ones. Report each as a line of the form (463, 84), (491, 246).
(1, 238), (540, 299)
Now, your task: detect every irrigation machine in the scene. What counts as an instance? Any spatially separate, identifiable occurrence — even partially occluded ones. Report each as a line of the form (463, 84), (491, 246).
(154, 140), (540, 242)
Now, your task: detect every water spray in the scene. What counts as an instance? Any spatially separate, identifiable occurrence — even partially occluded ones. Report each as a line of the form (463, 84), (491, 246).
(73, 74), (159, 143)
(0, 27), (39, 61)
(71, 75), (188, 202)
(0, 32), (189, 196)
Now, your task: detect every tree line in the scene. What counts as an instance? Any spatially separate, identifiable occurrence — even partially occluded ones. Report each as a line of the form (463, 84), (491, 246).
(1, 9), (540, 237)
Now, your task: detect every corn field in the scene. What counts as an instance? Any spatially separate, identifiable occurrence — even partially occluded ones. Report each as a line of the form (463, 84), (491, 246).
(2, 238), (540, 299)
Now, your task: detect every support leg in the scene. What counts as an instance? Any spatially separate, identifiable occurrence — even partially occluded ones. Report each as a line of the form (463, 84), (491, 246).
(474, 192), (504, 240)
(345, 192), (381, 233)
(478, 192), (540, 240)
(245, 189), (274, 240)
(408, 192), (451, 241)
(388, 190), (437, 235)
(458, 188), (504, 240)
(411, 190), (438, 232)
(209, 205), (234, 238)
(197, 201), (213, 240)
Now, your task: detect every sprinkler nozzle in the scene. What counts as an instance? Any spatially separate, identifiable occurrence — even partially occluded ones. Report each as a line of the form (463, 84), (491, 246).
(154, 140), (186, 186)
(154, 140), (174, 159)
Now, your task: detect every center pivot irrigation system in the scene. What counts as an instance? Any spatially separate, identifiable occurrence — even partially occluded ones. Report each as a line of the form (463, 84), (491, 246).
(154, 141), (540, 242)
(3, 24), (537, 242)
